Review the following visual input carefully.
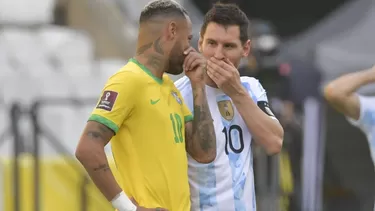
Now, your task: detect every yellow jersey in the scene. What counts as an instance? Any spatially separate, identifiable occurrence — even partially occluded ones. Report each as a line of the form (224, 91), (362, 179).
(88, 58), (193, 211)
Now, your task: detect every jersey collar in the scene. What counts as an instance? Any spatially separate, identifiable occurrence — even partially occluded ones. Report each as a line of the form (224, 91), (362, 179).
(129, 58), (163, 84)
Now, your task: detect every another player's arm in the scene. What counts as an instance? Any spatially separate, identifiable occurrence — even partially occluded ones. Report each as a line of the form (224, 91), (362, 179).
(184, 83), (216, 163)
(182, 48), (216, 163)
(76, 73), (141, 211)
(324, 66), (375, 120)
(75, 121), (121, 201)
(76, 121), (139, 211)
(206, 58), (283, 155)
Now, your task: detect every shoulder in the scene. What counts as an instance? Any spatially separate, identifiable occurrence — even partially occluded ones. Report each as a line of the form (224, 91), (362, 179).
(174, 76), (194, 108)
(240, 76), (267, 100)
(174, 76), (192, 94)
(240, 76), (263, 89)
(358, 96), (375, 125)
(107, 64), (144, 86)
(240, 76), (258, 84)
(358, 95), (375, 106)
(347, 95), (375, 130)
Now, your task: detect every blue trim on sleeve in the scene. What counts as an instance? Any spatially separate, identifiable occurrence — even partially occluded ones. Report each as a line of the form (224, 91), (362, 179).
(241, 82), (258, 102)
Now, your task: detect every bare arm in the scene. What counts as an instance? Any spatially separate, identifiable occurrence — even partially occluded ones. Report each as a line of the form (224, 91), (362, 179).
(185, 83), (216, 163)
(324, 66), (375, 120)
(232, 92), (284, 155)
(75, 121), (122, 201)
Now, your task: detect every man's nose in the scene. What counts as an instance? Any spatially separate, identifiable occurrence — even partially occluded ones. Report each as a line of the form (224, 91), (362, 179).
(213, 46), (225, 60)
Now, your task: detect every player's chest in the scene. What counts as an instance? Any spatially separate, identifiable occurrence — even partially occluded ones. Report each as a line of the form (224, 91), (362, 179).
(207, 93), (242, 126)
(207, 94), (252, 153)
(139, 85), (184, 117)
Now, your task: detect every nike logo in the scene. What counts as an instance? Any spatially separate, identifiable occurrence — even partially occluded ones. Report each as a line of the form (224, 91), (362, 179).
(150, 99), (160, 105)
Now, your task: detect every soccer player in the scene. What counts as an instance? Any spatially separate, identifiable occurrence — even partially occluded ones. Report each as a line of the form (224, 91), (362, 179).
(324, 65), (375, 210)
(175, 3), (284, 211)
(75, 1), (216, 211)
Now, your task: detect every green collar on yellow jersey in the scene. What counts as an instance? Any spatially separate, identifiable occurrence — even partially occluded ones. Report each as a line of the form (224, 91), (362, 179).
(129, 58), (163, 84)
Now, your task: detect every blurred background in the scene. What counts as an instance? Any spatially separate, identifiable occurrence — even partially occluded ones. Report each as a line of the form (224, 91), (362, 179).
(0, 0), (374, 210)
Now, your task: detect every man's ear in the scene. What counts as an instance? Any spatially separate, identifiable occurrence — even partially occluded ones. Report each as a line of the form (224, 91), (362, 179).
(242, 39), (251, 57)
(167, 21), (177, 40)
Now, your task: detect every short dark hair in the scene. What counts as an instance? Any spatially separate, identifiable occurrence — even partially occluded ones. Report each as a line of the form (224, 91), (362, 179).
(200, 3), (249, 44)
(139, 0), (188, 23)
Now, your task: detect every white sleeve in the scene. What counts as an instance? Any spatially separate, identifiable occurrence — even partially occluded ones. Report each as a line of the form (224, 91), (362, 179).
(174, 76), (194, 112)
(346, 95), (375, 133)
(241, 76), (277, 119)
(240, 76), (268, 102)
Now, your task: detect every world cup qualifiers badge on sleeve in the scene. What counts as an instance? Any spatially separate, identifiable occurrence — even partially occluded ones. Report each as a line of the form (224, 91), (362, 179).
(171, 91), (182, 104)
(97, 91), (118, 111)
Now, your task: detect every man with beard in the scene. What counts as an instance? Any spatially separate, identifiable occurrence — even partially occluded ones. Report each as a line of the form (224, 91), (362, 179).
(175, 3), (283, 211)
(75, 1), (216, 211)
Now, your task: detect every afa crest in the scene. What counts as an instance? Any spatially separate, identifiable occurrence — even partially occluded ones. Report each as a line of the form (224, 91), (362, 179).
(171, 91), (182, 104)
(217, 100), (234, 121)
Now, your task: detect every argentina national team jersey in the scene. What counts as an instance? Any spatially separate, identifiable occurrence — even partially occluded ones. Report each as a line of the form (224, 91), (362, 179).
(175, 76), (276, 211)
(346, 96), (375, 165)
(346, 96), (375, 211)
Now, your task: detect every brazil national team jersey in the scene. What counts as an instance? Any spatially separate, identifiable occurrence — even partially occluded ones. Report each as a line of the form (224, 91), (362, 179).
(89, 58), (193, 211)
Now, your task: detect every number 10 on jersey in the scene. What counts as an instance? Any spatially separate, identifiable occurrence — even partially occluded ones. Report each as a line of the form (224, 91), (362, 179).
(222, 125), (244, 154)
(170, 113), (183, 143)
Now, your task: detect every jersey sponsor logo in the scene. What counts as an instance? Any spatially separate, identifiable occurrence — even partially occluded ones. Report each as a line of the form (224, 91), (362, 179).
(257, 101), (275, 117)
(96, 90), (118, 111)
(150, 99), (160, 105)
(171, 91), (182, 104)
(218, 100), (234, 121)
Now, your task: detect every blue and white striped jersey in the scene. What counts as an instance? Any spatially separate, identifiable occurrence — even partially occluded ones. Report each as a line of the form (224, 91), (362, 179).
(346, 96), (375, 211)
(175, 76), (275, 211)
(347, 96), (375, 165)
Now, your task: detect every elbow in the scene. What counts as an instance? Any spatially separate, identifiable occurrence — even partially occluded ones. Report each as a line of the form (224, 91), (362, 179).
(194, 156), (216, 164)
(75, 146), (85, 163)
(265, 137), (283, 155)
(190, 149), (217, 164)
(323, 83), (343, 104)
(75, 144), (92, 164)
(201, 152), (217, 163)
(265, 129), (284, 155)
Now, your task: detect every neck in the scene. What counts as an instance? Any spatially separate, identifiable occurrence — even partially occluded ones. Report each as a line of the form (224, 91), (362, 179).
(135, 34), (167, 79)
(134, 53), (167, 79)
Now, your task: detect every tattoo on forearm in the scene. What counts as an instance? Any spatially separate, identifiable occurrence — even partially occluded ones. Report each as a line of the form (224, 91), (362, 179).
(93, 164), (110, 172)
(191, 87), (216, 153)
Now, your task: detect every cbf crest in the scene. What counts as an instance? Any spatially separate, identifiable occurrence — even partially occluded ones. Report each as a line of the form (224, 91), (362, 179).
(171, 91), (182, 104)
(217, 100), (234, 121)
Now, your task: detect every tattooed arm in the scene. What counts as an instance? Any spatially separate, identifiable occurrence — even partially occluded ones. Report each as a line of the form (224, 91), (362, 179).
(75, 121), (122, 201)
(185, 83), (216, 163)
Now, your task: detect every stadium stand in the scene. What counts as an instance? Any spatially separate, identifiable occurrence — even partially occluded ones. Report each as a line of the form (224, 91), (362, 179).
(0, 0), (128, 210)
(0, 0), (56, 25)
